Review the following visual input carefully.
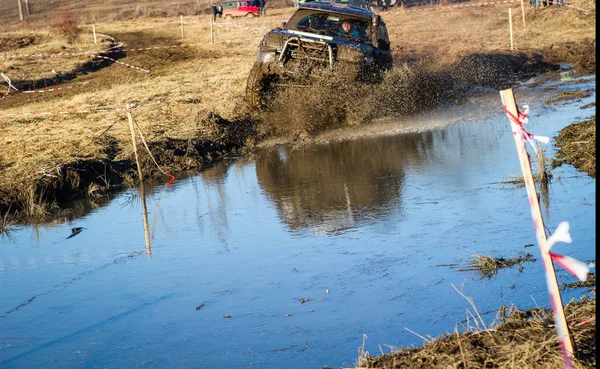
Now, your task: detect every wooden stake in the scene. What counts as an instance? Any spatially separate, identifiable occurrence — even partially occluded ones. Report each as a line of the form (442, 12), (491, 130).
(508, 8), (514, 51)
(521, 0), (526, 27)
(500, 89), (575, 369)
(126, 104), (144, 183)
(210, 17), (214, 43)
(17, 0), (23, 21)
(92, 24), (97, 44)
(24, 0), (29, 15)
(180, 15), (184, 39)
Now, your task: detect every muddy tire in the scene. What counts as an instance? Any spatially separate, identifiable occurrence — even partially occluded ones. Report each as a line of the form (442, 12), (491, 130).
(245, 62), (268, 109)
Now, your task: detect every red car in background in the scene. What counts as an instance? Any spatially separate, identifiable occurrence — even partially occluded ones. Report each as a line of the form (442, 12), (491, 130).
(221, 1), (260, 18)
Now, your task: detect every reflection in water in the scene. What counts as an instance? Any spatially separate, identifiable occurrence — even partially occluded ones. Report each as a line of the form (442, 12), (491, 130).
(255, 132), (436, 234)
(139, 180), (152, 257)
(200, 161), (232, 253)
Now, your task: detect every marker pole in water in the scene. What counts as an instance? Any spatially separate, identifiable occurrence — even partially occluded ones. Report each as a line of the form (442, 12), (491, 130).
(126, 104), (152, 254)
(500, 89), (574, 369)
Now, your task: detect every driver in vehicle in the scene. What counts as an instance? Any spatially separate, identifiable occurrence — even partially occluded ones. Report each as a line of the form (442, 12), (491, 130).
(339, 19), (366, 40)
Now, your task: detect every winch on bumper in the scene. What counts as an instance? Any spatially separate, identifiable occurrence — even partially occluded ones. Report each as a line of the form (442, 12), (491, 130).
(255, 31), (373, 81)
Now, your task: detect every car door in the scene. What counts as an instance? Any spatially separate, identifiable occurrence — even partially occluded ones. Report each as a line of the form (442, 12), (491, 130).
(374, 18), (393, 69)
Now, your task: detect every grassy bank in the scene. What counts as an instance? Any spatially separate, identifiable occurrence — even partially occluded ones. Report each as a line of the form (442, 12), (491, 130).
(0, 0), (596, 222)
(359, 296), (595, 368)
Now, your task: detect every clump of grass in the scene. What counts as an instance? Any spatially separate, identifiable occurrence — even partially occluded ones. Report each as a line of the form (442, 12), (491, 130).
(580, 102), (595, 109)
(561, 272), (596, 292)
(500, 144), (553, 188)
(545, 89), (594, 104)
(536, 143), (551, 186)
(460, 252), (536, 278)
(554, 115), (596, 178)
(362, 297), (596, 369)
(0, 207), (16, 242)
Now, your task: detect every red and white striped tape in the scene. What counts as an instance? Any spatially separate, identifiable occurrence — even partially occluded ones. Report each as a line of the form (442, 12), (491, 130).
(1, 72), (19, 100)
(0, 50), (98, 59)
(563, 3), (589, 13)
(93, 55), (150, 73)
(397, 0), (523, 13)
(19, 82), (90, 94)
(0, 107), (121, 118)
(1, 72), (90, 98)
(121, 43), (201, 52)
(96, 33), (116, 42)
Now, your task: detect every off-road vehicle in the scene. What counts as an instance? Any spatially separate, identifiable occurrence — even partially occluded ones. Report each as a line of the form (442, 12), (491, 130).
(245, 0), (393, 108)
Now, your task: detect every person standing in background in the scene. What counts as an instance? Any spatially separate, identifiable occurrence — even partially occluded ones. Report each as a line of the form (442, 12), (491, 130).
(258, 0), (267, 16)
(211, 2), (218, 20)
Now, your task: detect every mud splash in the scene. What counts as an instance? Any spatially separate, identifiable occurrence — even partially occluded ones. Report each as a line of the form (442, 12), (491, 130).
(257, 53), (558, 140)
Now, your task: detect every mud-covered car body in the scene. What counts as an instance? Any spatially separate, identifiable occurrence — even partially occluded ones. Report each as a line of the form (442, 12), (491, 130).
(246, 1), (392, 106)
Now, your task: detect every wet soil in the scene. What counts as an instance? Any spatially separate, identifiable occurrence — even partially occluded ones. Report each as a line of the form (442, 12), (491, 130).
(0, 35), (37, 50)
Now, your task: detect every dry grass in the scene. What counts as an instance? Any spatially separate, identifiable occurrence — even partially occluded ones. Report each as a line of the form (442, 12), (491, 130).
(460, 251), (537, 278)
(562, 272), (596, 292)
(361, 297), (596, 368)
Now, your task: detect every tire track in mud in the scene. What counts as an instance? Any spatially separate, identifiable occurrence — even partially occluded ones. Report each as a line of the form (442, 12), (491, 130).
(1, 250), (144, 318)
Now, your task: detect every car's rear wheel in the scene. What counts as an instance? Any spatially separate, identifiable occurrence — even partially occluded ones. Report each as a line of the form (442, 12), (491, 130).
(225, 14), (233, 20)
(246, 12), (255, 17)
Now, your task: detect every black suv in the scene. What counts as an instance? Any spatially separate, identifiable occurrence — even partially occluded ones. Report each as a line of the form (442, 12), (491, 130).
(245, 0), (393, 107)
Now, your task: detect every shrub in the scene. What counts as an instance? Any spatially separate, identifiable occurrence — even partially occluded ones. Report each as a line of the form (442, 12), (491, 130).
(56, 11), (81, 44)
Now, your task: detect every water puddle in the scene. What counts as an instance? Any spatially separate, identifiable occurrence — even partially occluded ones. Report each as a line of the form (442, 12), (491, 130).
(0, 74), (595, 368)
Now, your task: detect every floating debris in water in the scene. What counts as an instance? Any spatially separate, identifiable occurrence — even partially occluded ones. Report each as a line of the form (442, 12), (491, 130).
(66, 227), (84, 239)
(459, 252), (537, 278)
(195, 303), (206, 311)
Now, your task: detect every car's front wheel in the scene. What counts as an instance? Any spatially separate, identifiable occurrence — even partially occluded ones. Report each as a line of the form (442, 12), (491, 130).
(246, 12), (255, 17)
(245, 62), (267, 109)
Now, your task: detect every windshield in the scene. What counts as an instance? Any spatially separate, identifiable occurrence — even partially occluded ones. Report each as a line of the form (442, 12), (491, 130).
(286, 10), (371, 43)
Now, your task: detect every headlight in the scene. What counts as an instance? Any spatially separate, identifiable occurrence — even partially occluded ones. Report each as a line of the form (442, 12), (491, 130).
(337, 47), (365, 62)
(260, 51), (276, 64)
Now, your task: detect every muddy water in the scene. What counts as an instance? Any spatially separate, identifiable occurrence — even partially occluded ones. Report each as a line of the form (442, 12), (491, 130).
(1, 73), (596, 369)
